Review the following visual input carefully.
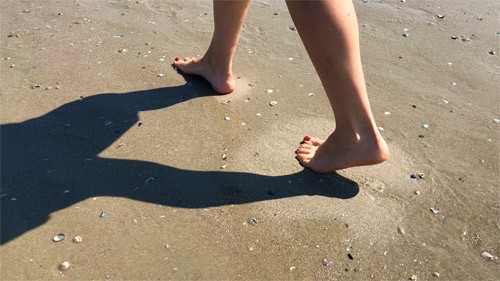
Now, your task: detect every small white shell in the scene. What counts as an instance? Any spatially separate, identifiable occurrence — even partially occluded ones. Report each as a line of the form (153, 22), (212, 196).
(481, 251), (497, 261)
(58, 261), (70, 271)
(269, 101), (278, 106)
(72, 236), (83, 243)
(53, 234), (65, 242)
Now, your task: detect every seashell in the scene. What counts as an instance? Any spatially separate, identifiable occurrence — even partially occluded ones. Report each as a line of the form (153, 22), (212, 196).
(144, 177), (155, 185)
(269, 101), (278, 106)
(72, 236), (82, 243)
(430, 207), (440, 214)
(266, 89), (273, 94)
(53, 234), (65, 242)
(481, 251), (497, 261)
(247, 217), (257, 225)
(58, 261), (70, 271)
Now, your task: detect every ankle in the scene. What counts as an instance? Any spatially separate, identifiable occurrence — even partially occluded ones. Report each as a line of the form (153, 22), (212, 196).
(203, 51), (233, 76)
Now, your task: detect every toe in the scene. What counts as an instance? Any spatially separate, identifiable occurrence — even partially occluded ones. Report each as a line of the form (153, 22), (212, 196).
(298, 143), (312, 149)
(296, 147), (311, 154)
(309, 137), (324, 146)
(296, 153), (312, 165)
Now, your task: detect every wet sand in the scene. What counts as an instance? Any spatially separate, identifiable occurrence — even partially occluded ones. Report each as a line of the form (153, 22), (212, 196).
(1, 0), (499, 280)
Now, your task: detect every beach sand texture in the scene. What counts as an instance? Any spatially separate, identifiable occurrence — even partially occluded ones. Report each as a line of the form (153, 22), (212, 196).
(1, 0), (499, 280)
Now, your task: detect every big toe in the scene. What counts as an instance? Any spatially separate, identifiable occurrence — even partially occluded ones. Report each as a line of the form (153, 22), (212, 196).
(303, 136), (324, 146)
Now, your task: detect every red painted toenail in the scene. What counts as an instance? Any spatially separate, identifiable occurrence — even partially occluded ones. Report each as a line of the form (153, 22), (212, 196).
(304, 136), (311, 141)
(174, 57), (180, 61)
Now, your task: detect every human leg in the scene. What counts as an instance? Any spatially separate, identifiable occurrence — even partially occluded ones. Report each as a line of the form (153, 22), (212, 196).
(174, 0), (251, 94)
(286, 0), (389, 172)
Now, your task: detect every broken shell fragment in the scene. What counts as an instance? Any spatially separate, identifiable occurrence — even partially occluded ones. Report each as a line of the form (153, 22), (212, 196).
(247, 217), (257, 225)
(430, 207), (440, 214)
(269, 101), (278, 106)
(53, 234), (65, 242)
(58, 261), (70, 271)
(72, 236), (83, 243)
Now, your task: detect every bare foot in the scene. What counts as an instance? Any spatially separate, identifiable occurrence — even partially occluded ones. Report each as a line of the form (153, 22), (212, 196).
(174, 57), (235, 94)
(295, 132), (389, 173)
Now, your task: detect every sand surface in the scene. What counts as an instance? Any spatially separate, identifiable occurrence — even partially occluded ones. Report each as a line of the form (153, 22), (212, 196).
(1, 0), (499, 280)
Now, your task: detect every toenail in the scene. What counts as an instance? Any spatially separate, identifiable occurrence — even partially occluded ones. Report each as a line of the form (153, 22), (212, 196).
(304, 136), (311, 141)
(174, 57), (180, 61)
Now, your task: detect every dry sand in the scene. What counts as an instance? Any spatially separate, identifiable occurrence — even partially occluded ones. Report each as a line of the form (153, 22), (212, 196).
(1, 0), (499, 280)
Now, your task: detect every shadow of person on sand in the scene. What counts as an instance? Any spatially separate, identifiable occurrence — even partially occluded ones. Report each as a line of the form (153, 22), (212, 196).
(0, 75), (359, 245)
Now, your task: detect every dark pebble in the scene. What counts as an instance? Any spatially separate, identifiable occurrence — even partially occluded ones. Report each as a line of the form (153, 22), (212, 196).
(347, 253), (354, 260)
